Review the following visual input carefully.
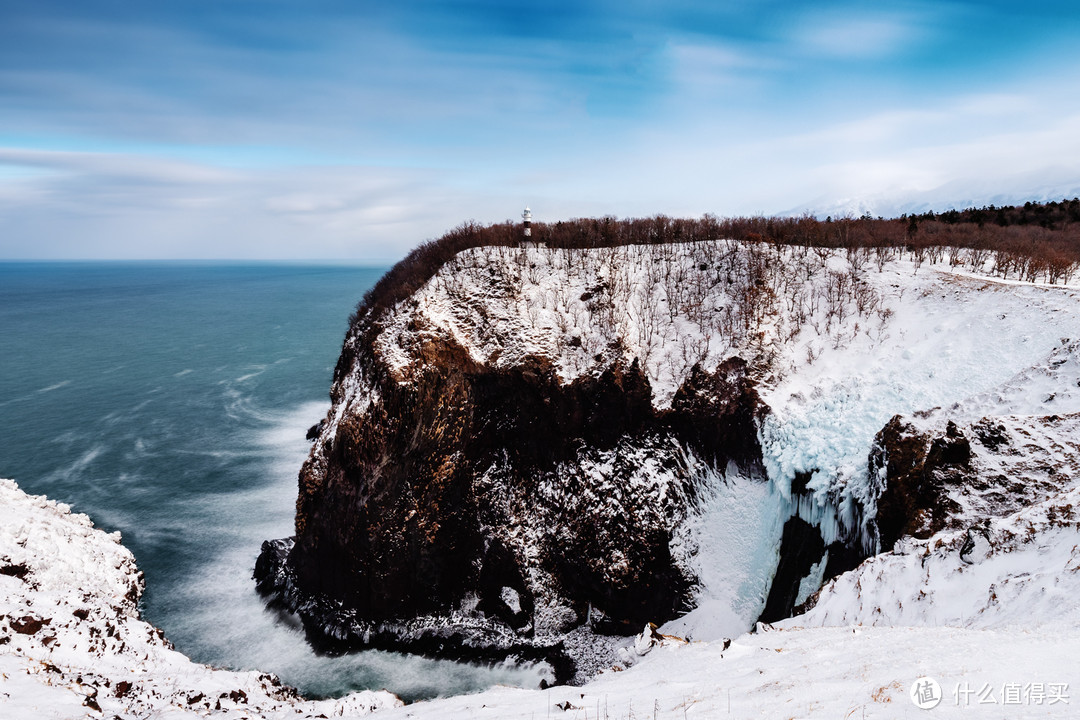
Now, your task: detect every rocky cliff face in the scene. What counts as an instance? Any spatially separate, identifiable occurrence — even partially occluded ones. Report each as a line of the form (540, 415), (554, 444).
(258, 346), (769, 678)
(257, 240), (1080, 681)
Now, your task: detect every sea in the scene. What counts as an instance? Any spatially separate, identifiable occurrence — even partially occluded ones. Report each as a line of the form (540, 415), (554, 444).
(0, 261), (546, 701)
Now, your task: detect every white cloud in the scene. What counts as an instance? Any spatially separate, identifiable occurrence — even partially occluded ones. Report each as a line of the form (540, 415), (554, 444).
(0, 148), (493, 260)
(797, 18), (915, 59)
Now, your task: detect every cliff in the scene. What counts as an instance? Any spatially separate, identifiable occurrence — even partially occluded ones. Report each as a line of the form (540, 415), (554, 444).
(257, 239), (1080, 680)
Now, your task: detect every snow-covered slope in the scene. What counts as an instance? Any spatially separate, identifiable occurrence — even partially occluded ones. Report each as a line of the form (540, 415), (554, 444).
(6, 238), (1080, 718)
(364, 624), (1077, 719)
(348, 366), (1080, 719)
(0, 479), (401, 719)
(796, 412), (1080, 630)
(361, 241), (1080, 602)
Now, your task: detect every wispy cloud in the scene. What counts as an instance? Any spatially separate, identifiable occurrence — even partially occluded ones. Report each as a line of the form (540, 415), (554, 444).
(0, 148), (484, 259)
(2, 1), (1080, 257)
(789, 12), (927, 60)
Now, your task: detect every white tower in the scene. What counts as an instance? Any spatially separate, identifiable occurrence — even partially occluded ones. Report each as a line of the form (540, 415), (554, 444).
(522, 206), (532, 238)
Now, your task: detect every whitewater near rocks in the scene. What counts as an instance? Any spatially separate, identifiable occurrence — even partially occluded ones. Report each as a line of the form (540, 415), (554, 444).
(0, 479), (401, 719)
(5, 239), (1080, 718)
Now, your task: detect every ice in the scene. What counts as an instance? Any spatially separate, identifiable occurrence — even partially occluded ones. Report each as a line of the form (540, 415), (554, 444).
(665, 464), (787, 642)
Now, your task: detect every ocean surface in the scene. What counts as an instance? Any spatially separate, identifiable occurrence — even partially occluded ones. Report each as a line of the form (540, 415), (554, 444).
(0, 261), (546, 701)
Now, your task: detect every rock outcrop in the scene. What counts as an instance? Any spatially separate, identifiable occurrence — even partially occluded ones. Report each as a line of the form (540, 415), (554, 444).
(257, 240), (1080, 682)
(871, 412), (1080, 550)
(871, 417), (972, 550)
(257, 341), (769, 678)
(256, 241), (860, 679)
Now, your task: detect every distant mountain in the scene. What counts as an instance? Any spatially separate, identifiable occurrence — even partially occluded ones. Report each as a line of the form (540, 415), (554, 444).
(787, 168), (1080, 219)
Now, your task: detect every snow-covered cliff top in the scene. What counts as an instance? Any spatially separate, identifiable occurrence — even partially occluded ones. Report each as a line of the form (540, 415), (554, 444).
(361, 241), (1080, 549)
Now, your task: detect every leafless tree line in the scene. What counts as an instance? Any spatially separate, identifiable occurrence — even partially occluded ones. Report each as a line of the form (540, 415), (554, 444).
(423, 239), (897, 388)
(352, 205), (1080, 336)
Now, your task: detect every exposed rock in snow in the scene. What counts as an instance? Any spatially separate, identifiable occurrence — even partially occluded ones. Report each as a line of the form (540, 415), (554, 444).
(259, 239), (1080, 687)
(0, 479), (401, 719)
(797, 412), (1080, 630)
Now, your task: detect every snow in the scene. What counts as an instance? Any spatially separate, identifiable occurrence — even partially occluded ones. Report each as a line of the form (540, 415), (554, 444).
(0, 478), (401, 719)
(9, 240), (1080, 718)
(360, 241), (1080, 611)
(471, 434), (700, 674)
(758, 266), (1080, 550)
(336, 395), (1080, 719)
(10, 473), (1072, 720)
(360, 625), (1077, 719)
(790, 413), (1080, 631)
(665, 465), (787, 642)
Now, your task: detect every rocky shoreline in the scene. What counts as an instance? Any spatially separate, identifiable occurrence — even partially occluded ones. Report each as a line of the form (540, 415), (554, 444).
(0, 479), (401, 719)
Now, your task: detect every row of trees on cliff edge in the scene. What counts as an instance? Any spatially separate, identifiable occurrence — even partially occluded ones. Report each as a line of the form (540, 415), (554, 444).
(352, 200), (1080, 329)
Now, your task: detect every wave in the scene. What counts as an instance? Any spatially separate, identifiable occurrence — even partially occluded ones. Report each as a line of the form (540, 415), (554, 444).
(36, 380), (71, 393)
(166, 398), (550, 701)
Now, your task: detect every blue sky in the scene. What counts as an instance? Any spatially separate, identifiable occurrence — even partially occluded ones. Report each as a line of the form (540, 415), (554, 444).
(2, 1), (1080, 259)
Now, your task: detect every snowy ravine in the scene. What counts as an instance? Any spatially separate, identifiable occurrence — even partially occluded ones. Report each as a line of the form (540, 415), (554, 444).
(367, 407), (1080, 719)
(6, 239), (1080, 718)
(0, 479), (401, 719)
(280, 239), (1080, 652)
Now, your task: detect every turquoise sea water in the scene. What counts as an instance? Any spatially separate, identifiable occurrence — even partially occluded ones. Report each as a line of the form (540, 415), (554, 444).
(0, 262), (545, 701)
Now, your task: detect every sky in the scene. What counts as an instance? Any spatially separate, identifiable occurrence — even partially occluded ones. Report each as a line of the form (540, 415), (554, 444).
(2, 1), (1080, 260)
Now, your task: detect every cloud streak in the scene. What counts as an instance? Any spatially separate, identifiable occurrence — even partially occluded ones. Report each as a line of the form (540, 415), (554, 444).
(1, 1), (1080, 258)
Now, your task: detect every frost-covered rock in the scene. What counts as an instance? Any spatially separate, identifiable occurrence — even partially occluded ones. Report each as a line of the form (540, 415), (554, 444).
(791, 412), (1080, 629)
(0, 479), (401, 719)
(258, 239), (1080, 683)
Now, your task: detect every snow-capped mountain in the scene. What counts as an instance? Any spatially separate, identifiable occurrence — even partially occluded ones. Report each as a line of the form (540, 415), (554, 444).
(787, 169), (1080, 219)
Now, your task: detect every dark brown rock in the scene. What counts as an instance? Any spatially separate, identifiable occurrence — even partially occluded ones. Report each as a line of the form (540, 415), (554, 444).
(259, 322), (772, 672)
(0, 563), (29, 580)
(11, 615), (50, 635)
(666, 358), (769, 471)
(872, 417), (970, 551)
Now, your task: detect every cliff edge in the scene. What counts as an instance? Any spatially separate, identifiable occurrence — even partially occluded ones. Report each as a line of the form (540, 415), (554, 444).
(257, 238), (1080, 681)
